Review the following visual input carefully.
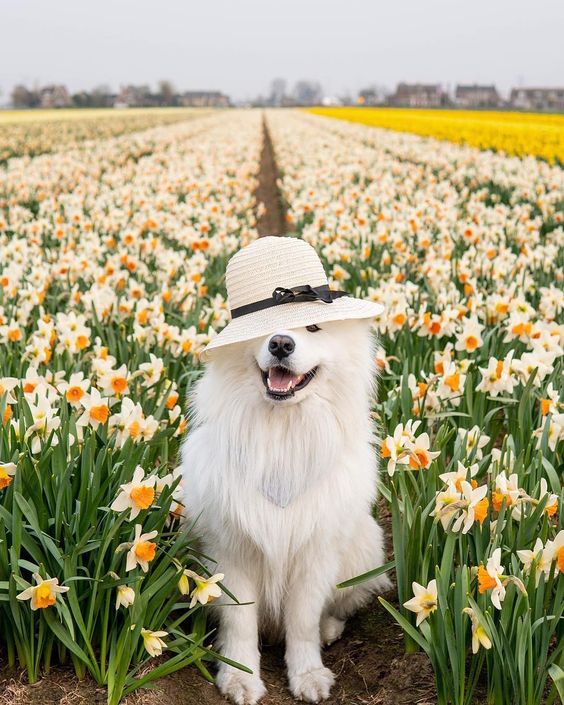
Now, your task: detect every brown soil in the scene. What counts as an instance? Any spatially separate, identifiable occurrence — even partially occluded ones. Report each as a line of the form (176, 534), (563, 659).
(255, 115), (288, 237)
(146, 595), (436, 705)
(0, 593), (434, 705)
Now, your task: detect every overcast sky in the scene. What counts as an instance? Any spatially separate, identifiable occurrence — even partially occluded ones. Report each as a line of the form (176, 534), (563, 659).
(1, 0), (563, 102)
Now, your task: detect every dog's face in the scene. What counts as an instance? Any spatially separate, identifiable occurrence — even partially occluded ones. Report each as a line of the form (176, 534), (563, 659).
(247, 318), (373, 406)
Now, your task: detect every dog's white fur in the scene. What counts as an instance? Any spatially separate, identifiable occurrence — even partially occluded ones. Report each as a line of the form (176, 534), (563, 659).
(182, 319), (390, 704)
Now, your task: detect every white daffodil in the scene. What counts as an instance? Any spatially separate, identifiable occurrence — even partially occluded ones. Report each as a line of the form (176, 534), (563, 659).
(181, 570), (224, 608)
(477, 548), (505, 609)
(439, 460), (479, 492)
(431, 481), (463, 530)
(0, 461), (17, 490)
(115, 584), (136, 610)
(458, 426), (490, 460)
(141, 628), (168, 657)
(120, 524), (158, 573)
(405, 432), (441, 470)
(380, 423), (412, 476)
(403, 579), (437, 627)
(110, 465), (156, 520)
(451, 481), (489, 534)
(517, 537), (554, 584)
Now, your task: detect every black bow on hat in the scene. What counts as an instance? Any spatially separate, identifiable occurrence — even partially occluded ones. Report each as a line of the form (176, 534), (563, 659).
(230, 284), (349, 319)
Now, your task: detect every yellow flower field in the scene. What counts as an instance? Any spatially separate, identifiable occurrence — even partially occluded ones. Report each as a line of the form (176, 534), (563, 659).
(307, 107), (564, 163)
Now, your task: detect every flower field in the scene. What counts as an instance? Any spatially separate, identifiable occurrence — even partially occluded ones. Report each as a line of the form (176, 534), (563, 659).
(0, 107), (205, 164)
(268, 110), (564, 704)
(0, 107), (563, 704)
(0, 110), (262, 704)
(307, 107), (564, 164)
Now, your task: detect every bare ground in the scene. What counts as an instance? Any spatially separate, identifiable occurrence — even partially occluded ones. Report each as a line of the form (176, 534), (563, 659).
(255, 115), (288, 237)
(0, 597), (436, 705)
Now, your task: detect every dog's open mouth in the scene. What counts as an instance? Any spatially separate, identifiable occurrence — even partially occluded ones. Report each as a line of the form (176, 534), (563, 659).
(261, 366), (318, 400)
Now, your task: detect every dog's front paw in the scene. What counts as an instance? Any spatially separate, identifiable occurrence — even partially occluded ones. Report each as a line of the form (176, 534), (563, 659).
(289, 666), (335, 702)
(216, 667), (266, 705)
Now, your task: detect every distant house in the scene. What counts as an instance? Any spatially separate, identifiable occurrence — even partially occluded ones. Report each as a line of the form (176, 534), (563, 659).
(455, 84), (501, 108)
(114, 85), (156, 108)
(388, 83), (445, 108)
(510, 87), (564, 112)
(39, 85), (72, 109)
(180, 91), (230, 108)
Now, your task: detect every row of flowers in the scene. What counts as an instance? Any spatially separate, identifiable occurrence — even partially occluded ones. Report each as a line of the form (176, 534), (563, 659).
(0, 110), (263, 704)
(266, 110), (563, 705)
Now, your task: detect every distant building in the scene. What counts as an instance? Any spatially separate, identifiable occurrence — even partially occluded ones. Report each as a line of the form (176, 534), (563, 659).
(39, 85), (72, 109)
(455, 84), (502, 108)
(388, 83), (445, 108)
(180, 91), (230, 107)
(509, 87), (564, 112)
(114, 85), (155, 108)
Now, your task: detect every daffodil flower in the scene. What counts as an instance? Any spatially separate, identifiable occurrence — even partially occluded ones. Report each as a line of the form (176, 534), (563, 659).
(16, 573), (69, 610)
(405, 432), (440, 470)
(517, 537), (554, 584)
(0, 461), (17, 489)
(477, 548), (506, 609)
(463, 607), (492, 654)
(141, 628), (168, 657)
(116, 524), (158, 572)
(115, 584), (135, 610)
(110, 466), (156, 520)
(403, 579), (437, 626)
(439, 460), (478, 492)
(181, 569), (224, 608)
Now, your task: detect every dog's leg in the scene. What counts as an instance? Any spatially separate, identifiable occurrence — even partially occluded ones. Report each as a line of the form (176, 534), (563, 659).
(284, 547), (336, 702)
(332, 514), (391, 621)
(215, 560), (266, 705)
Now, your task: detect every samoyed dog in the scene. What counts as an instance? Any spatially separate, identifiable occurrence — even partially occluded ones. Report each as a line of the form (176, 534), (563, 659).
(181, 236), (390, 704)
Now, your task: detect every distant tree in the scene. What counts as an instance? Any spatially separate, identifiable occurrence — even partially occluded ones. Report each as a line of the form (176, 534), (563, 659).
(158, 80), (176, 106)
(292, 81), (323, 106)
(269, 78), (287, 107)
(91, 84), (113, 107)
(11, 84), (39, 108)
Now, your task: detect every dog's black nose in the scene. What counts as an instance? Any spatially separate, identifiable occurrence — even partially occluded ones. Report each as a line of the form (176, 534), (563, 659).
(268, 334), (295, 359)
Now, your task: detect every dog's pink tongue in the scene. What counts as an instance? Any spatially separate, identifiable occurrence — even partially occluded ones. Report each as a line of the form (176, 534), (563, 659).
(268, 367), (300, 391)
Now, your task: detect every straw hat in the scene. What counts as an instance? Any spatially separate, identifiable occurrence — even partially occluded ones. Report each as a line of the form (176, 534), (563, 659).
(202, 236), (384, 360)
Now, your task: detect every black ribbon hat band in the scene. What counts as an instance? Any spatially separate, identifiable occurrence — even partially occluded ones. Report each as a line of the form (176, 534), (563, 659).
(230, 284), (350, 319)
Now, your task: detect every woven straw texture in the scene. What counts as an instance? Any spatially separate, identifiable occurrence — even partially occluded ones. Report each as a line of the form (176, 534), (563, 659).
(202, 236), (384, 359)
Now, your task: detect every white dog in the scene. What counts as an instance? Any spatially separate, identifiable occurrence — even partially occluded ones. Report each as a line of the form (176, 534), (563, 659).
(182, 237), (390, 704)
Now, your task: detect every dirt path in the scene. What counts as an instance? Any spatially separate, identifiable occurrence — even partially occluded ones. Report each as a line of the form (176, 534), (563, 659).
(255, 115), (288, 237)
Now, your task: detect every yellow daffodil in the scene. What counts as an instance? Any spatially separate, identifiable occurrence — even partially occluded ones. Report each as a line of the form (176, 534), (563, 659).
(141, 628), (168, 657)
(463, 607), (492, 654)
(16, 573), (69, 610)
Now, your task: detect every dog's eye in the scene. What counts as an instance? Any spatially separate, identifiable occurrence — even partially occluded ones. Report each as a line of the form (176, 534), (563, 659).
(306, 324), (321, 332)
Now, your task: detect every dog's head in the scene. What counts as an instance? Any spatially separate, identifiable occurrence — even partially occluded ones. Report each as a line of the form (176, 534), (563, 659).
(204, 318), (376, 410)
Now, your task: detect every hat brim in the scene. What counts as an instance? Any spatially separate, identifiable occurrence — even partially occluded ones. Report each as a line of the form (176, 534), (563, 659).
(201, 296), (385, 360)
